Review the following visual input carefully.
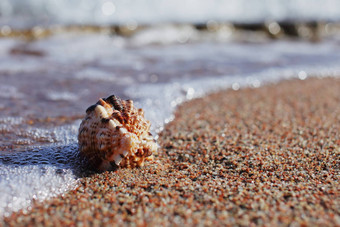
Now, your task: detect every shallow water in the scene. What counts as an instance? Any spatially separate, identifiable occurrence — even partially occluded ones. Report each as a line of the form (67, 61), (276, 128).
(1, 30), (340, 216)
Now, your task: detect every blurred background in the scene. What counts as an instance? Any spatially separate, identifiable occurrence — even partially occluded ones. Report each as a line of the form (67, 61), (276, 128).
(1, 0), (340, 217)
(1, 0), (340, 40)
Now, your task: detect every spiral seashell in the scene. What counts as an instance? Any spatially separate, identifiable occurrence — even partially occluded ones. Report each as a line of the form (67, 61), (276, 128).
(78, 95), (157, 171)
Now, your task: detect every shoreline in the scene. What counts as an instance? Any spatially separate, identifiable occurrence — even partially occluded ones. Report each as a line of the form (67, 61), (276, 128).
(2, 77), (340, 226)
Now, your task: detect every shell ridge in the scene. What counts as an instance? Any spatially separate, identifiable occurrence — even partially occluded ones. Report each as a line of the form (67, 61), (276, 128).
(106, 95), (123, 111)
(78, 94), (157, 171)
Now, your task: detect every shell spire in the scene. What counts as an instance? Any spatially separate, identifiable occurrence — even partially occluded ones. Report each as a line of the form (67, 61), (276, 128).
(78, 95), (157, 171)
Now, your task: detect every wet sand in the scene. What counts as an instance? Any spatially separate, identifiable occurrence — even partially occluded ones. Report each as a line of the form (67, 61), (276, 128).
(2, 77), (340, 226)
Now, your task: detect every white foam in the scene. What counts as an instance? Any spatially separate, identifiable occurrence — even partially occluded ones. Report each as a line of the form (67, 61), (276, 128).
(126, 66), (340, 135)
(1, 0), (340, 27)
(0, 117), (25, 126)
(46, 91), (79, 101)
(1, 38), (340, 217)
(0, 122), (80, 216)
(75, 68), (117, 82)
(0, 165), (78, 217)
(0, 85), (24, 99)
(130, 25), (199, 46)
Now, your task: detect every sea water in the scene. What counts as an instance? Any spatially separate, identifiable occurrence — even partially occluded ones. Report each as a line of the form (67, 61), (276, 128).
(1, 0), (340, 218)
(1, 31), (340, 217)
(1, 0), (340, 27)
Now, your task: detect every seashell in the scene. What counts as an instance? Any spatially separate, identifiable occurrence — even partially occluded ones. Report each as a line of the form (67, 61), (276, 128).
(78, 95), (157, 171)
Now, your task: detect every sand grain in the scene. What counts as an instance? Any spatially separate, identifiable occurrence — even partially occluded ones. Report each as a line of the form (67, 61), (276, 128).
(3, 77), (340, 226)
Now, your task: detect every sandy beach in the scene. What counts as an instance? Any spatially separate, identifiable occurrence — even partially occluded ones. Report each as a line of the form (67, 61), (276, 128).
(2, 77), (340, 226)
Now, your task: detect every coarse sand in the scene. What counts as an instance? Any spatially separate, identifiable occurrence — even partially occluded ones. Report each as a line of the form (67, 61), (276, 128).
(2, 77), (340, 226)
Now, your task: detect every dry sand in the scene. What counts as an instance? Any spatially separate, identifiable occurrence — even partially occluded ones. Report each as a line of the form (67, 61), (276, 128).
(2, 77), (340, 226)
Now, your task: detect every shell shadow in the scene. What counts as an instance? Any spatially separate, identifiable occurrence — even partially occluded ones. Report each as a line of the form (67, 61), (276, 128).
(0, 144), (95, 178)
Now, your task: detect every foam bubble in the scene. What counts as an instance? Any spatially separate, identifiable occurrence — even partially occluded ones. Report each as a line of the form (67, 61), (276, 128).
(1, 37), (340, 217)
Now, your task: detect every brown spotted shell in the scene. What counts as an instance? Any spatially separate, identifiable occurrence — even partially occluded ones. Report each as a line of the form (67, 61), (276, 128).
(78, 95), (157, 171)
